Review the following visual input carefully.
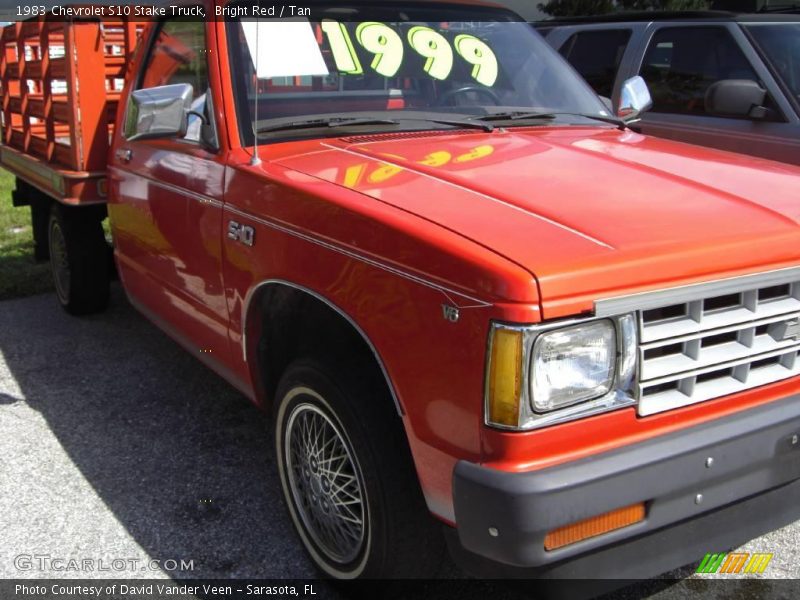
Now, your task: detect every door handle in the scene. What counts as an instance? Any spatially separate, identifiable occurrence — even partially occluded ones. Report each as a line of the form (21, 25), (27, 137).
(115, 148), (132, 163)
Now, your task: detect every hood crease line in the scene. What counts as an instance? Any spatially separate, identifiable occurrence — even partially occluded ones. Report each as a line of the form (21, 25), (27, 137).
(320, 142), (616, 250)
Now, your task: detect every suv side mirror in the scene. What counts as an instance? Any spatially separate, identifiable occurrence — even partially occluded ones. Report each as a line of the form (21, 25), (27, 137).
(705, 79), (768, 119)
(617, 76), (653, 122)
(125, 83), (194, 141)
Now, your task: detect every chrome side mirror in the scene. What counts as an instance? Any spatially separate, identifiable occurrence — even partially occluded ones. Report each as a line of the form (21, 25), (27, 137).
(617, 76), (653, 123)
(125, 83), (193, 141)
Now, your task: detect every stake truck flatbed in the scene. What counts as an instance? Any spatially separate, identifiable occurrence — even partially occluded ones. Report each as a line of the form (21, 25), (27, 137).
(1, 18), (139, 203)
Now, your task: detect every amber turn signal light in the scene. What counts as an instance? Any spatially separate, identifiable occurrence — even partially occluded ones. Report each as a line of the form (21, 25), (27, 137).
(486, 328), (523, 427)
(544, 502), (645, 551)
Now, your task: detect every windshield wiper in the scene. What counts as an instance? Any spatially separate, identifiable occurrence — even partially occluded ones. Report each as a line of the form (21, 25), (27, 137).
(257, 114), (495, 135)
(398, 116), (494, 132)
(257, 116), (399, 134)
(474, 111), (556, 122)
(472, 110), (626, 130)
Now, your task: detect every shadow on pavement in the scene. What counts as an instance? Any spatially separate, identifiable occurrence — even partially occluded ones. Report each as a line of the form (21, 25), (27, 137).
(0, 286), (310, 580)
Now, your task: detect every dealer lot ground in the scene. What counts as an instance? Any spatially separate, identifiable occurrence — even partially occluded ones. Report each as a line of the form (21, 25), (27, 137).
(1, 287), (799, 598)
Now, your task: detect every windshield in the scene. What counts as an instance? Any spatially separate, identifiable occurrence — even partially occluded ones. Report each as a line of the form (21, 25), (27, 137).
(746, 23), (800, 99)
(225, 3), (608, 144)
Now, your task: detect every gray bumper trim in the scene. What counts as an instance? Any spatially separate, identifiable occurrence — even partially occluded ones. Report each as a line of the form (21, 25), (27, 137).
(453, 395), (800, 569)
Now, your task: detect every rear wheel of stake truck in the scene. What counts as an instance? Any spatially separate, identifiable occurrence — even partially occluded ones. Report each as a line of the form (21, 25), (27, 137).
(48, 203), (110, 315)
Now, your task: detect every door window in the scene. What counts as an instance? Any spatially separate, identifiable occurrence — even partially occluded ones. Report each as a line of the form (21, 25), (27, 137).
(559, 29), (632, 99)
(640, 27), (760, 117)
(138, 20), (210, 142)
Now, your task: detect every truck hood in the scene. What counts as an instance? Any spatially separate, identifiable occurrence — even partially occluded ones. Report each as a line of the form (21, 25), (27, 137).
(274, 127), (800, 317)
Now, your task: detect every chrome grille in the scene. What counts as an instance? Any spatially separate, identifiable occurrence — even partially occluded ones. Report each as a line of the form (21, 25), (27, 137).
(637, 281), (800, 416)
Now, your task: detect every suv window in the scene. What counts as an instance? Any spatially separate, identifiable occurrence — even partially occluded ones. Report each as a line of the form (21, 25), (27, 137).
(559, 29), (632, 99)
(640, 27), (760, 117)
(745, 23), (800, 100)
(138, 20), (209, 142)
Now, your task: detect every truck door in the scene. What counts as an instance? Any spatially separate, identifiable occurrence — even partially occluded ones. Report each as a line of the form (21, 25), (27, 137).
(109, 19), (231, 364)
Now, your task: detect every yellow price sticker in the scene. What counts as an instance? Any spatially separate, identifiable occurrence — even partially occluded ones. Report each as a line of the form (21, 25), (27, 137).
(321, 21), (499, 87)
(407, 26), (454, 81)
(321, 20), (363, 74)
(356, 22), (404, 77)
(454, 35), (499, 87)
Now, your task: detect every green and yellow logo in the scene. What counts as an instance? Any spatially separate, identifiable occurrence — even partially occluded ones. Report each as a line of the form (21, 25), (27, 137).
(696, 552), (773, 574)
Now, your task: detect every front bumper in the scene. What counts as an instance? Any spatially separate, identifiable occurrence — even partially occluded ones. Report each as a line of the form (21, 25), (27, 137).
(451, 395), (800, 578)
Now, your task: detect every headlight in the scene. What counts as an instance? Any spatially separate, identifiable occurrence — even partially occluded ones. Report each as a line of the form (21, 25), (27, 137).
(531, 321), (616, 412)
(485, 315), (637, 430)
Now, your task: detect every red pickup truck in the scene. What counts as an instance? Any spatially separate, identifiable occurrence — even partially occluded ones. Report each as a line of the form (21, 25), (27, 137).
(4, 0), (800, 581)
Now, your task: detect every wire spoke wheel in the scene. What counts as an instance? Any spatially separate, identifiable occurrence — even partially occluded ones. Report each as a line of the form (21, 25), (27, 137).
(284, 401), (367, 565)
(275, 361), (444, 578)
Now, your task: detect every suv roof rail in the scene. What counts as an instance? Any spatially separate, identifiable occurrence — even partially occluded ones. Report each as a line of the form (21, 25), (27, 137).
(712, 0), (800, 11)
(534, 11), (735, 25)
(533, 7), (800, 25)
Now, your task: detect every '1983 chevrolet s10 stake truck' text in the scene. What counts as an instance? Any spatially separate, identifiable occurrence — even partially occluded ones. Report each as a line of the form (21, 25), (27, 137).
(4, 0), (800, 581)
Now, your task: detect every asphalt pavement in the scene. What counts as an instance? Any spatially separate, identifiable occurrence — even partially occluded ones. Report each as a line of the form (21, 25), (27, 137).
(1, 286), (798, 599)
